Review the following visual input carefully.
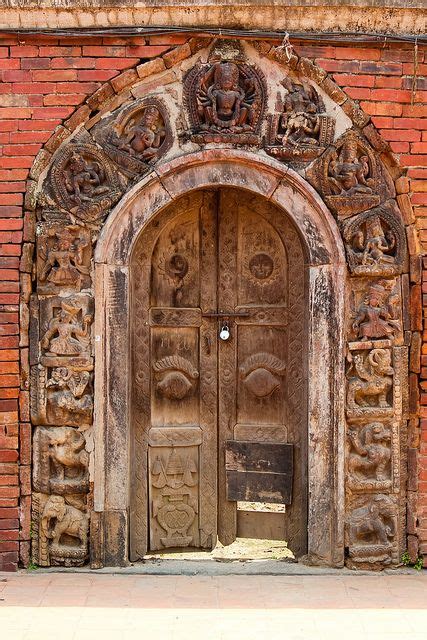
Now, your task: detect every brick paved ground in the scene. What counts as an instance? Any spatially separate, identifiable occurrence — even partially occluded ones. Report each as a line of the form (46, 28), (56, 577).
(0, 571), (426, 639)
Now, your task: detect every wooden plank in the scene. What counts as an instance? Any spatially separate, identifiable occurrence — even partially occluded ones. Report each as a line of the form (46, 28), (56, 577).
(225, 441), (293, 474)
(225, 441), (293, 505)
(226, 470), (292, 505)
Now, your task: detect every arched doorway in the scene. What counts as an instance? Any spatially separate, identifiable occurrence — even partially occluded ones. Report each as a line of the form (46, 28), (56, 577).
(130, 187), (307, 558)
(93, 150), (346, 567)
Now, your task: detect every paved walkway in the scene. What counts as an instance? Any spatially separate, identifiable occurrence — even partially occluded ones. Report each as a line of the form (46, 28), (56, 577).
(1, 571), (426, 639)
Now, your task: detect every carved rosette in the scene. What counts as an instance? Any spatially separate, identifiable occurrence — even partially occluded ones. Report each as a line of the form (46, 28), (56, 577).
(307, 131), (394, 218)
(92, 98), (172, 178)
(183, 51), (266, 145)
(48, 142), (123, 225)
(265, 77), (335, 165)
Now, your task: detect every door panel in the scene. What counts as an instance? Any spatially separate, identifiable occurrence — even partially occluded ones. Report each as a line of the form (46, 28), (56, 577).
(131, 187), (307, 558)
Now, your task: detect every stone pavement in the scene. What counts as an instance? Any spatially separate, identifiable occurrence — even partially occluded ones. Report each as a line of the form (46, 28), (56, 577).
(0, 570), (427, 640)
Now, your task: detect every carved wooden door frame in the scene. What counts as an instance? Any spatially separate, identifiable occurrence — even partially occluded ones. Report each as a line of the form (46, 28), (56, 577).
(93, 150), (347, 567)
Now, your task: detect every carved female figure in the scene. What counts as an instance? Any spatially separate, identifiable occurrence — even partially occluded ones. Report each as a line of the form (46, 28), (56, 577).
(41, 301), (91, 356)
(352, 283), (400, 340)
(40, 230), (90, 288)
(328, 138), (374, 196)
(117, 106), (165, 158)
(65, 152), (109, 205)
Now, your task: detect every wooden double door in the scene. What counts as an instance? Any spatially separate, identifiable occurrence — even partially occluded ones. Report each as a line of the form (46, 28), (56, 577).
(130, 188), (307, 560)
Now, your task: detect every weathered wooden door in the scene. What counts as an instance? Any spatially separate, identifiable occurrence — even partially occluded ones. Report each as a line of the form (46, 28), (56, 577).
(130, 188), (307, 559)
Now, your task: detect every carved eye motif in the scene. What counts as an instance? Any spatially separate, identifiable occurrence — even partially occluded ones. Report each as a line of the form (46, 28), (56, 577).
(153, 356), (199, 401)
(240, 352), (286, 398)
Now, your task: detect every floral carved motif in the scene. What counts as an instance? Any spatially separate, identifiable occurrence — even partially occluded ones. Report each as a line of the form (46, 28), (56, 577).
(49, 142), (122, 224)
(265, 77), (335, 165)
(184, 49), (266, 145)
(307, 131), (393, 218)
(343, 204), (406, 276)
(92, 98), (171, 178)
(37, 224), (91, 294)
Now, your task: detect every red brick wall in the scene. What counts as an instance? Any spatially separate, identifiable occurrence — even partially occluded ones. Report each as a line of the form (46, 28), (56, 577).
(0, 32), (425, 570)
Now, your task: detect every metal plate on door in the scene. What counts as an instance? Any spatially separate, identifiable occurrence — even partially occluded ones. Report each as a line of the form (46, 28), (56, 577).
(225, 440), (293, 505)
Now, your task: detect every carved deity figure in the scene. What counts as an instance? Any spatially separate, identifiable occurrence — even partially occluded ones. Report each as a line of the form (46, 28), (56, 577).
(347, 348), (393, 409)
(39, 228), (90, 289)
(348, 495), (396, 548)
(350, 217), (396, 268)
(116, 106), (166, 158)
(279, 78), (321, 147)
(352, 282), (400, 341)
(46, 367), (93, 424)
(41, 300), (91, 356)
(198, 61), (255, 132)
(48, 428), (89, 487)
(64, 152), (109, 206)
(328, 137), (374, 196)
(348, 423), (391, 482)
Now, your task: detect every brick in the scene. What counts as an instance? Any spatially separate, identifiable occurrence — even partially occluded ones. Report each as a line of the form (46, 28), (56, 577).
(360, 102), (402, 117)
(78, 70), (118, 82)
(344, 87), (371, 101)
(333, 73), (375, 88)
(82, 45), (125, 57)
(359, 61), (403, 75)
(95, 57), (139, 70)
(163, 43), (192, 68)
(126, 45), (169, 58)
(136, 56), (166, 79)
(374, 76), (402, 89)
(19, 422), (31, 465)
(412, 142), (427, 154)
(382, 129), (421, 142)
(110, 68), (138, 93)
(2, 70), (31, 82)
(39, 46), (81, 57)
(51, 57), (96, 69)
(43, 94), (86, 106)
(10, 46), (38, 57)
(315, 58), (360, 74)
(21, 57), (51, 69)
(31, 69), (77, 81)
(0, 450), (17, 462)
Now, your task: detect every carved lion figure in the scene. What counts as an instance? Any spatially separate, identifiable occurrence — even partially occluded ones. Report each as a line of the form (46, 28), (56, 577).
(49, 428), (89, 481)
(347, 348), (393, 409)
(348, 495), (396, 547)
(41, 495), (89, 548)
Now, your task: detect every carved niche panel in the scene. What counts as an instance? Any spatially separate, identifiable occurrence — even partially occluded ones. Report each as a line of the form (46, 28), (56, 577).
(346, 494), (398, 567)
(31, 295), (94, 427)
(32, 492), (89, 567)
(346, 346), (395, 419)
(92, 98), (172, 178)
(37, 223), (92, 295)
(347, 422), (394, 491)
(265, 77), (335, 165)
(48, 142), (123, 224)
(148, 429), (201, 551)
(349, 278), (402, 345)
(343, 203), (406, 276)
(307, 131), (393, 218)
(33, 426), (89, 495)
(184, 44), (266, 145)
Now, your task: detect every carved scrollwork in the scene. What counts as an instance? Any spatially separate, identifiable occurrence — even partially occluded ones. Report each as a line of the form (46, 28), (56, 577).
(48, 142), (123, 224)
(153, 355), (199, 400)
(240, 352), (286, 398)
(265, 77), (335, 165)
(92, 98), (172, 178)
(343, 203), (406, 276)
(184, 43), (266, 145)
(307, 131), (393, 218)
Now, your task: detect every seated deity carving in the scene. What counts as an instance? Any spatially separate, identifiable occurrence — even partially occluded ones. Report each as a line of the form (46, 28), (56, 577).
(328, 137), (374, 197)
(65, 152), (109, 206)
(348, 422), (391, 488)
(38, 225), (91, 294)
(184, 52), (266, 144)
(265, 77), (334, 163)
(347, 348), (394, 416)
(41, 299), (92, 358)
(343, 206), (405, 277)
(116, 105), (166, 158)
(352, 282), (400, 341)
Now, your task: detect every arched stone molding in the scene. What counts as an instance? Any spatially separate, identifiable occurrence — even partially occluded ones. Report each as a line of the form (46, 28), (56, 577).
(93, 150), (347, 567)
